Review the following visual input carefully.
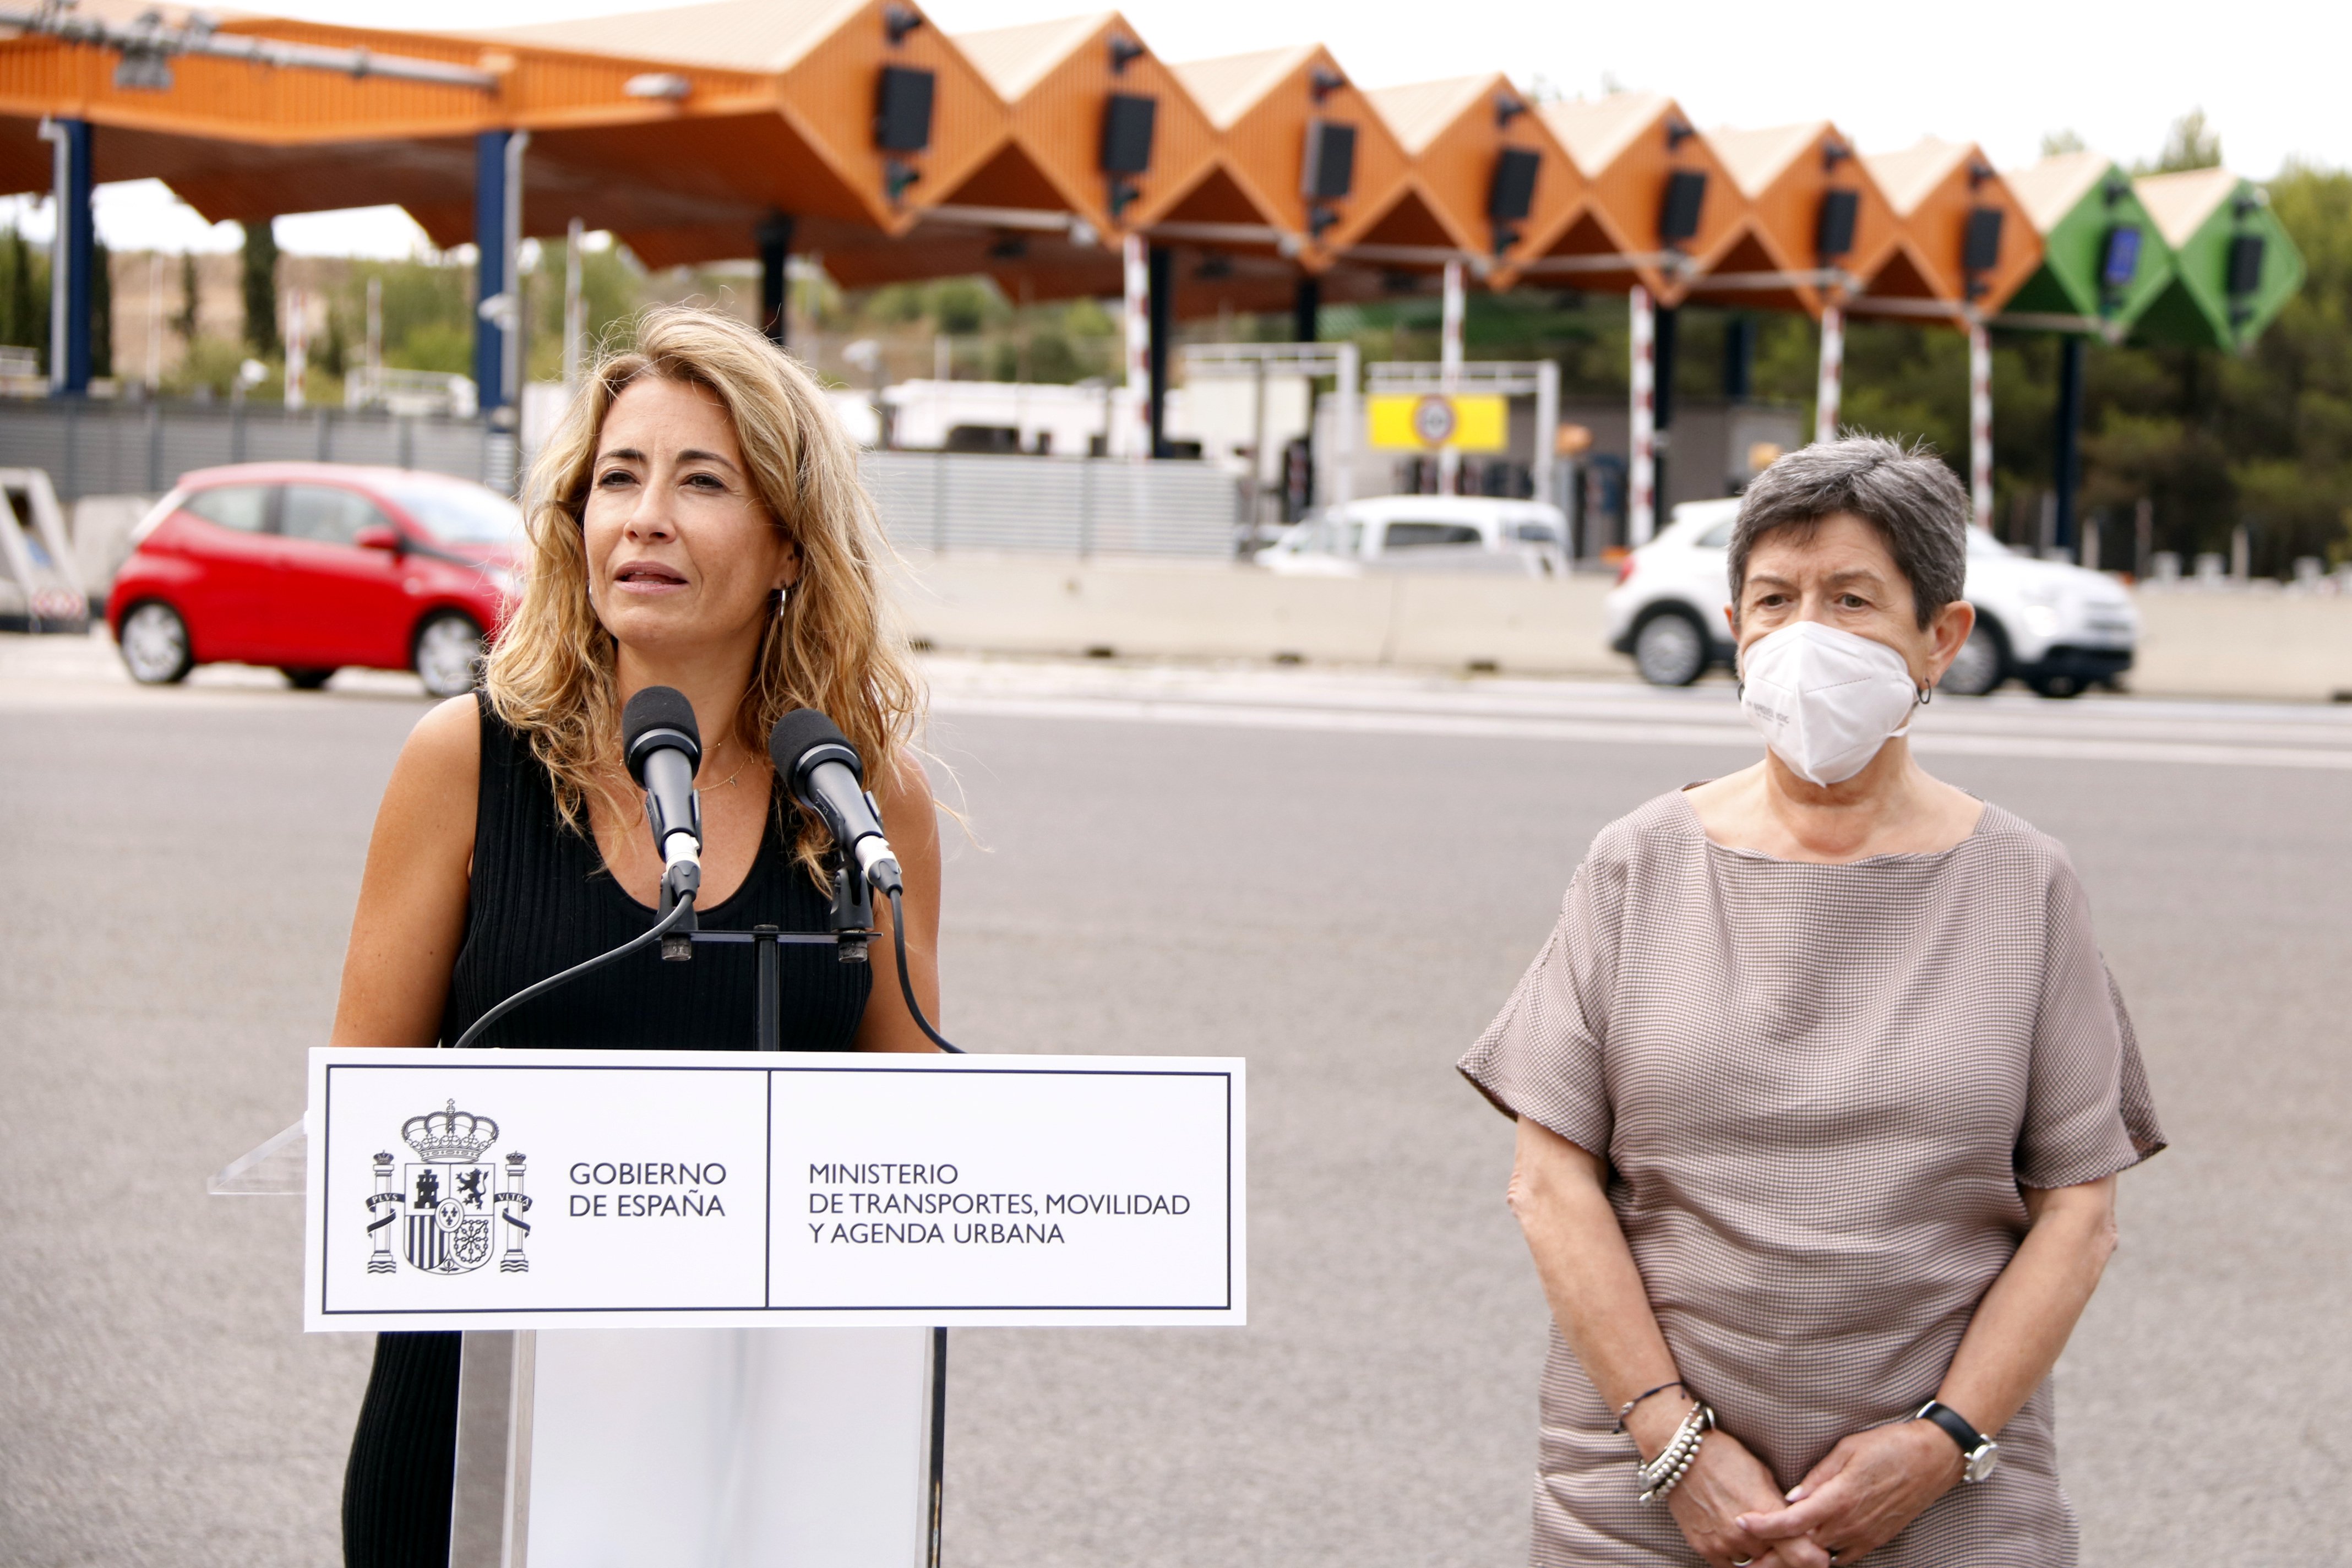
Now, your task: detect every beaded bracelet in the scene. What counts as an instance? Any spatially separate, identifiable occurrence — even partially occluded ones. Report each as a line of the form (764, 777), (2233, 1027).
(1635, 1401), (1715, 1505)
(1613, 1379), (1687, 1433)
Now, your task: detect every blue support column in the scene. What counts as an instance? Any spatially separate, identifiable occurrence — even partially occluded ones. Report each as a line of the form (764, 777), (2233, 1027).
(1146, 244), (1173, 458)
(1723, 314), (1755, 400)
(474, 129), (511, 416)
(2052, 334), (2086, 556)
(756, 212), (794, 348)
(45, 118), (94, 397)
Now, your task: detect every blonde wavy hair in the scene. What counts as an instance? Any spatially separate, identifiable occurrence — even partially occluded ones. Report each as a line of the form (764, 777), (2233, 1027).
(484, 303), (923, 885)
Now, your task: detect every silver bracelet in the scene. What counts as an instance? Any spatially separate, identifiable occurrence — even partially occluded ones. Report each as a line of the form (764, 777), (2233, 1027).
(1635, 1400), (1714, 1504)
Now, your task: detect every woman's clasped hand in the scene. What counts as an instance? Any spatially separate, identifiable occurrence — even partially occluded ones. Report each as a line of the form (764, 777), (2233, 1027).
(1629, 1395), (1961, 1567)
(1728, 1420), (1965, 1566)
(1630, 1402), (1830, 1568)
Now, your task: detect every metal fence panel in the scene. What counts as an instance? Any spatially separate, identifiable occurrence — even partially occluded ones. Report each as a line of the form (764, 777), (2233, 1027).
(0, 404), (1242, 560)
(862, 451), (1239, 559)
(1081, 460), (1239, 557)
(325, 416), (404, 467)
(412, 421), (492, 487)
(0, 401), (497, 500)
(159, 414), (225, 489)
(0, 407), (67, 487)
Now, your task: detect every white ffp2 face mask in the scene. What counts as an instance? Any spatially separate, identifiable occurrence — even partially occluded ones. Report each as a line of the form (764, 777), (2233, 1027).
(1737, 621), (1924, 786)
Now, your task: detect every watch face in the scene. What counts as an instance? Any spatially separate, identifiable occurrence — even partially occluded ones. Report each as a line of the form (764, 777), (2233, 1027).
(1964, 1441), (2000, 1484)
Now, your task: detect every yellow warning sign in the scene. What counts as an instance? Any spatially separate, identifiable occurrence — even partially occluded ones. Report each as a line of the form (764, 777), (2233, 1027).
(1367, 393), (1508, 453)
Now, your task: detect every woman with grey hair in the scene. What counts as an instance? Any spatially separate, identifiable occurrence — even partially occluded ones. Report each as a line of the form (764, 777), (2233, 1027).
(1461, 435), (2162, 1567)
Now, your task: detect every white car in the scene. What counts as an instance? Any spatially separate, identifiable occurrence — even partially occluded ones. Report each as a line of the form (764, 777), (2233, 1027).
(1605, 499), (2139, 697)
(1259, 494), (1569, 576)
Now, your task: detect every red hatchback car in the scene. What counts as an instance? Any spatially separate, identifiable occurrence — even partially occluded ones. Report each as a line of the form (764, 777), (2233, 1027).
(107, 462), (525, 696)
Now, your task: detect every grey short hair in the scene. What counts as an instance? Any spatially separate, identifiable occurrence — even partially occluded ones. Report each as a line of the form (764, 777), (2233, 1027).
(1728, 435), (1969, 630)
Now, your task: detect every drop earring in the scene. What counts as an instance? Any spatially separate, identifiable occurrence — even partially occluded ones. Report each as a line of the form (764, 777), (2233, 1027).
(774, 584), (791, 617)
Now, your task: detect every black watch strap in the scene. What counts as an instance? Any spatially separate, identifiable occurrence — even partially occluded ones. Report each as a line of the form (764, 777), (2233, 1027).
(1914, 1400), (1988, 1456)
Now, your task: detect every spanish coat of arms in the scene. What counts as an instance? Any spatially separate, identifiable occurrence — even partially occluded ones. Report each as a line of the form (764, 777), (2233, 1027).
(364, 1100), (532, 1276)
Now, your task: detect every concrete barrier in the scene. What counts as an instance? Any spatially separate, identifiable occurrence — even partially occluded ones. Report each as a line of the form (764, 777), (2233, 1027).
(891, 553), (1624, 674)
(2133, 590), (2352, 701)
(893, 553), (2352, 701)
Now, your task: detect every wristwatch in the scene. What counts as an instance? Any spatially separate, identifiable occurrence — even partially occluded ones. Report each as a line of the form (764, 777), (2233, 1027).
(1914, 1400), (1999, 1483)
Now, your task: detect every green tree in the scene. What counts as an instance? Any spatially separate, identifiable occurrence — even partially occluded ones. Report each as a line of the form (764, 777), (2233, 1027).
(527, 236), (642, 379)
(0, 227), (48, 360)
(91, 239), (111, 380)
(241, 220), (280, 356)
(318, 306), (348, 379)
(173, 252), (200, 344)
(340, 256), (475, 374)
(2147, 110), (2221, 174)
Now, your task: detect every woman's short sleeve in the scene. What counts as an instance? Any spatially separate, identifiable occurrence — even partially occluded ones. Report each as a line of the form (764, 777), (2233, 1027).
(1456, 842), (1627, 1159)
(2015, 855), (2168, 1189)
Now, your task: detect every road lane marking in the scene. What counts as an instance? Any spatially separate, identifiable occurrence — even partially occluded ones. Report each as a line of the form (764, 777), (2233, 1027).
(930, 693), (2352, 772)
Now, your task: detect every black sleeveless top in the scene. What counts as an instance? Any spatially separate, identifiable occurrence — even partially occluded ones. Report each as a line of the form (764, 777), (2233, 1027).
(437, 696), (872, 1051)
(345, 701), (870, 1568)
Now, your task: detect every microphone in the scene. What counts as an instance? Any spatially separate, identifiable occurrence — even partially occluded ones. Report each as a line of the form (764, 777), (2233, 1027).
(622, 686), (703, 875)
(768, 707), (958, 1054)
(767, 708), (902, 896)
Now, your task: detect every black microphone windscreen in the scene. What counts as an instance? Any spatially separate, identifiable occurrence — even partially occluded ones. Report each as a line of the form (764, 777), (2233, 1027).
(622, 686), (700, 782)
(768, 707), (860, 784)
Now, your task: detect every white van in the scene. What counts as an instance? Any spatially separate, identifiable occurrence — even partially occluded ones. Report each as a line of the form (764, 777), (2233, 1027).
(1259, 495), (1569, 577)
(1604, 498), (2139, 696)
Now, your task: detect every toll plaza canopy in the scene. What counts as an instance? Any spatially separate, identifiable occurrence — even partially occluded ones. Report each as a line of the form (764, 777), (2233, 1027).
(0, 0), (2303, 383)
(2131, 167), (2305, 351)
(1994, 151), (2177, 339)
(1687, 121), (1897, 319)
(454, 0), (1011, 274)
(1853, 138), (2038, 326)
(1349, 73), (1579, 282)
(1172, 45), (1412, 281)
(1502, 91), (1746, 303)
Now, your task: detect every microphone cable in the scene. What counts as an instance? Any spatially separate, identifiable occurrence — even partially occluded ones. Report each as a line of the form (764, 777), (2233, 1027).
(447, 892), (699, 1050)
(447, 891), (958, 1053)
(888, 886), (962, 1054)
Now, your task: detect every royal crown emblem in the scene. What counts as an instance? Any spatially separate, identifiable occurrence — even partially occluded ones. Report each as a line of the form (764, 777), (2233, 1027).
(365, 1100), (531, 1277)
(404, 1100), (499, 1163)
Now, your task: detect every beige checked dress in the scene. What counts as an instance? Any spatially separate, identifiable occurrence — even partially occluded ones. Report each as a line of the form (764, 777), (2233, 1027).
(1460, 791), (2164, 1567)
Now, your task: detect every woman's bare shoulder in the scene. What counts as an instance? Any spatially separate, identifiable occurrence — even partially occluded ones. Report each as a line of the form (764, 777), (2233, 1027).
(375, 695), (483, 844)
(873, 744), (942, 847)
(401, 694), (484, 776)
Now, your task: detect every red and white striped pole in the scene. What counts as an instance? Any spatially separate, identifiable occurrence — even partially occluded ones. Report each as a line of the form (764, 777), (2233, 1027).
(1121, 233), (1150, 461)
(1968, 319), (1994, 532)
(1629, 284), (1656, 545)
(1439, 258), (1464, 494)
(1813, 301), (1843, 445)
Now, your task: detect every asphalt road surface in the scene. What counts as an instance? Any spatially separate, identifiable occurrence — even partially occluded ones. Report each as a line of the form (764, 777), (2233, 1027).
(3, 635), (2348, 1567)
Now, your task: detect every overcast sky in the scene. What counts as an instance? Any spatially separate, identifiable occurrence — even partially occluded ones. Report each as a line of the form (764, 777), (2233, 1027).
(14, 0), (2344, 259)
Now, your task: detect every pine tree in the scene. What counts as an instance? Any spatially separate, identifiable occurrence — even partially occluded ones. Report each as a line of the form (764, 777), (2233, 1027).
(173, 252), (199, 344)
(2, 228), (35, 349)
(91, 238), (112, 380)
(242, 221), (280, 357)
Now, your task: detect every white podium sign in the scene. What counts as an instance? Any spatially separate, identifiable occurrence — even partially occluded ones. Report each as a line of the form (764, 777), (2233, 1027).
(303, 1048), (1244, 1331)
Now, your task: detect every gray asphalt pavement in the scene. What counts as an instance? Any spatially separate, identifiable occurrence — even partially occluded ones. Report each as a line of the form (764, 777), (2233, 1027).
(3, 635), (2347, 1567)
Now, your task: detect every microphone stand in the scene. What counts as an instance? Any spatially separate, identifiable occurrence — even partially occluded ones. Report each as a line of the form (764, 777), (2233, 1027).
(672, 843), (873, 1052)
(442, 830), (955, 1566)
(459, 829), (956, 1056)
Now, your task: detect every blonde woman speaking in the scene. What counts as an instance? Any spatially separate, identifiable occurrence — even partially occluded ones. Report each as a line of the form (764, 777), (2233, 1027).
(328, 306), (942, 1567)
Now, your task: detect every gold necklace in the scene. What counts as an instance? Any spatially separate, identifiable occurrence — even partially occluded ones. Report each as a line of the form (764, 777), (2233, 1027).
(696, 739), (744, 793)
